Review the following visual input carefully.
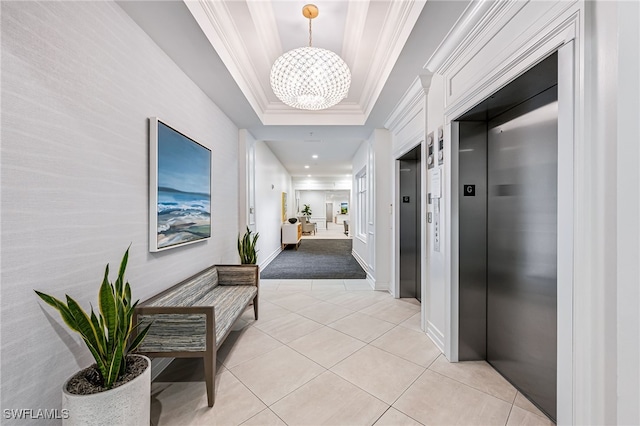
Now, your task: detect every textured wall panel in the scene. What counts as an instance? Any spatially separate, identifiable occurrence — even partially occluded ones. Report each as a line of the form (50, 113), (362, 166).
(1, 1), (238, 417)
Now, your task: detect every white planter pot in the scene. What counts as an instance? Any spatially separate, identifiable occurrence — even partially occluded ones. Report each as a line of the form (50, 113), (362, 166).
(62, 355), (150, 426)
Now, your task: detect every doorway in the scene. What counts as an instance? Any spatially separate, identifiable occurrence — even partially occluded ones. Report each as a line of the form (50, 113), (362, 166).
(398, 145), (422, 301)
(455, 53), (558, 421)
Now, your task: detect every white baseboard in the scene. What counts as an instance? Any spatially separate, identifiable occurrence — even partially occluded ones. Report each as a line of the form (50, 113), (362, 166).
(150, 357), (174, 381)
(351, 249), (369, 272)
(259, 246), (282, 270)
(427, 321), (445, 353)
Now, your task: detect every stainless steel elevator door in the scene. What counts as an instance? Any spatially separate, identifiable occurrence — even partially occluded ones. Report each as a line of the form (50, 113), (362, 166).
(487, 91), (558, 420)
(399, 153), (421, 300)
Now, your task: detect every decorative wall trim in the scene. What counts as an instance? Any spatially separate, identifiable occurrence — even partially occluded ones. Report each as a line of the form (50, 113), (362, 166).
(427, 321), (445, 353)
(259, 246), (282, 269)
(352, 248), (370, 274)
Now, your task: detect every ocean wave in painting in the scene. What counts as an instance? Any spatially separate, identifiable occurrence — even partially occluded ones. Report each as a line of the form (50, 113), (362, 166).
(157, 187), (210, 248)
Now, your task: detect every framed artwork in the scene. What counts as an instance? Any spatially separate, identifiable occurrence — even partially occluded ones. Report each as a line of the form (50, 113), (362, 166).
(149, 117), (211, 252)
(340, 202), (348, 214)
(282, 192), (287, 223)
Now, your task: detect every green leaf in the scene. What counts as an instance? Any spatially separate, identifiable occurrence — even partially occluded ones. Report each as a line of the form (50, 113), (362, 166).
(90, 307), (106, 353)
(34, 291), (80, 332)
(66, 296), (104, 358)
(127, 323), (152, 353)
(105, 340), (124, 388)
(98, 276), (118, 349)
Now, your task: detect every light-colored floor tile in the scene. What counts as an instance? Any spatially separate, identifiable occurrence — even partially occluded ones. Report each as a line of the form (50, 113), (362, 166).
(371, 326), (441, 367)
(326, 291), (386, 311)
(217, 326), (283, 369)
(241, 408), (286, 426)
(151, 370), (265, 426)
(254, 312), (323, 343)
(308, 289), (346, 301)
(398, 312), (422, 332)
(271, 371), (389, 426)
(328, 312), (396, 343)
(258, 289), (281, 302)
(331, 345), (425, 404)
(312, 279), (345, 286)
(277, 280), (312, 291)
(507, 405), (555, 426)
(311, 283), (346, 292)
(429, 355), (517, 403)
(345, 280), (374, 291)
(296, 301), (354, 324)
(268, 292), (321, 312)
(250, 299), (292, 322)
(288, 326), (366, 368)
(514, 391), (548, 418)
(230, 345), (324, 406)
(259, 280), (280, 290)
(374, 407), (424, 426)
(393, 370), (512, 425)
(360, 299), (421, 324)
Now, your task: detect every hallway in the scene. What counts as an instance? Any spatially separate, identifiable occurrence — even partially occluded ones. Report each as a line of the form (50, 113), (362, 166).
(150, 280), (553, 425)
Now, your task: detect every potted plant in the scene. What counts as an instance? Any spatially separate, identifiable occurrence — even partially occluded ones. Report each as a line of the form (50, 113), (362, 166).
(238, 226), (260, 264)
(34, 247), (152, 425)
(301, 204), (312, 220)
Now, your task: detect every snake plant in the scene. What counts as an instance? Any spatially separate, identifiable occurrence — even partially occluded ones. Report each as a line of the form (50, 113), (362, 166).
(35, 247), (151, 389)
(237, 226), (260, 264)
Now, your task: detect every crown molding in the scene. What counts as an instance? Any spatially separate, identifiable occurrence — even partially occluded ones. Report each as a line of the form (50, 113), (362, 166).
(245, 0), (283, 65)
(384, 75), (431, 132)
(262, 104), (367, 126)
(341, 0), (370, 68)
(423, 0), (513, 73)
(185, 0), (427, 127)
(360, 0), (427, 118)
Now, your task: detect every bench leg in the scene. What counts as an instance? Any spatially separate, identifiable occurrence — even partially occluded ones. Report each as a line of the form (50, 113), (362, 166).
(253, 295), (259, 320)
(203, 351), (216, 407)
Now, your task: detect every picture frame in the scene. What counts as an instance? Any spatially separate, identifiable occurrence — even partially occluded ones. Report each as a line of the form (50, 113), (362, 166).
(340, 202), (348, 214)
(282, 192), (287, 223)
(149, 117), (212, 252)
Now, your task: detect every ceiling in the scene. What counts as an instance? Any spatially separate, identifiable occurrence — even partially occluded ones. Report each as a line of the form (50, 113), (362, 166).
(118, 0), (471, 178)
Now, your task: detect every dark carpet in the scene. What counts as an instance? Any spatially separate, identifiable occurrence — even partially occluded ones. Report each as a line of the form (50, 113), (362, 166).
(260, 239), (366, 279)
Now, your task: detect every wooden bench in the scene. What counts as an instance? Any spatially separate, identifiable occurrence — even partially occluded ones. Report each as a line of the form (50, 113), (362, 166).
(133, 265), (259, 407)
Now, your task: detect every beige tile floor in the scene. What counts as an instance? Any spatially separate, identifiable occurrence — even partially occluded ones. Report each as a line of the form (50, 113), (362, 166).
(150, 280), (555, 426)
(301, 222), (350, 240)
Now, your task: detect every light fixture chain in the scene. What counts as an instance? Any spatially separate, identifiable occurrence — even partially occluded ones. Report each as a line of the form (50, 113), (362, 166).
(308, 18), (312, 47)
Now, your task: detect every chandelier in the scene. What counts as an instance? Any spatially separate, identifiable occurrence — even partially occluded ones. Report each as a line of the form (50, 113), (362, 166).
(270, 4), (351, 111)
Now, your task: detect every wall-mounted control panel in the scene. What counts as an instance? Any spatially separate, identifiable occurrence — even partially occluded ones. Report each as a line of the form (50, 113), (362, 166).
(438, 126), (444, 166)
(427, 132), (435, 169)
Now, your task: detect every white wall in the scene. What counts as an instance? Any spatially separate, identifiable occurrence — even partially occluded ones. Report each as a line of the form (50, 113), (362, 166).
(425, 74), (447, 351)
(351, 131), (393, 291)
(297, 190), (325, 226)
(253, 140), (292, 267)
(352, 140), (370, 276)
(590, 2), (640, 424)
(615, 2), (640, 424)
(1, 0), (239, 418)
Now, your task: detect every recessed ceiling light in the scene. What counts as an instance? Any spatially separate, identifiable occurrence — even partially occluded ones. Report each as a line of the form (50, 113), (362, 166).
(307, 174), (311, 177)
(304, 165), (310, 169)
(312, 154), (318, 159)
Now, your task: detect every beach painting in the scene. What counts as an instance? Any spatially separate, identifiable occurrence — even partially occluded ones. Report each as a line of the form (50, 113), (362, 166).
(150, 118), (211, 251)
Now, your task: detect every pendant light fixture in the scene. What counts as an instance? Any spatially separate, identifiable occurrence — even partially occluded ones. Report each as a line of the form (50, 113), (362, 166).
(270, 4), (351, 111)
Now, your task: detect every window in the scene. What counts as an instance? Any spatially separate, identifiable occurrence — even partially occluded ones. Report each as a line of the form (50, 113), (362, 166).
(356, 168), (367, 239)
